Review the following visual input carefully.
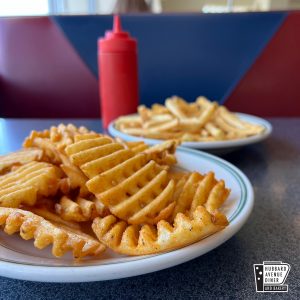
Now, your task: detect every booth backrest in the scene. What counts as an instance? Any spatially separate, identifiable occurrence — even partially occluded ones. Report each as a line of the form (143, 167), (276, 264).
(0, 13), (299, 118)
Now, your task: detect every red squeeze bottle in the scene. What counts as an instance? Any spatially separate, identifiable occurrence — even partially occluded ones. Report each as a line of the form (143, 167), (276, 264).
(98, 15), (139, 128)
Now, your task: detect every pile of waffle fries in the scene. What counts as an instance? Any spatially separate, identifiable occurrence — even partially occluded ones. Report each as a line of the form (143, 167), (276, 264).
(0, 124), (230, 259)
(115, 96), (265, 142)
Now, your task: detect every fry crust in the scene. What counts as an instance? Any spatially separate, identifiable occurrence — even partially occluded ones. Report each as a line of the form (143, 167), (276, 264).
(0, 208), (105, 258)
(92, 206), (228, 255)
(0, 148), (43, 175)
(65, 137), (178, 224)
(0, 162), (60, 208)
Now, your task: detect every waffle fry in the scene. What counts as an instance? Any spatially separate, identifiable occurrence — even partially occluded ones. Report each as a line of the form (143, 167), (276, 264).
(115, 139), (150, 154)
(87, 154), (176, 224)
(65, 137), (127, 178)
(26, 206), (81, 230)
(0, 148), (43, 175)
(0, 162), (60, 208)
(116, 139), (178, 166)
(23, 125), (98, 166)
(60, 158), (90, 197)
(92, 205), (228, 255)
(55, 196), (108, 222)
(0, 123), (232, 261)
(171, 171), (230, 220)
(114, 96), (265, 142)
(65, 136), (177, 178)
(167, 169), (189, 182)
(125, 142), (149, 154)
(23, 124), (94, 152)
(23, 126), (94, 196)
(143, 140), (178, 166)
(0, 208), (105, 258)
(65, 136), (185, 224)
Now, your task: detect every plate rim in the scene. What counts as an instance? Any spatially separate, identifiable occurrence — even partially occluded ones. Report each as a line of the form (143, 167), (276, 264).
(0, 148), (254, 282)
(108, 112), (272, 149)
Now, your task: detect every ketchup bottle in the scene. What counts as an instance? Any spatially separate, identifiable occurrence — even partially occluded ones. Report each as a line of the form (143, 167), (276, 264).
(98, 15), (139, 128)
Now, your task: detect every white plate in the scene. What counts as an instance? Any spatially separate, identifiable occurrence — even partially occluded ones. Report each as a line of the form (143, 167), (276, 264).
(0, 148), (253, 282)
(108, 113), (272, 155)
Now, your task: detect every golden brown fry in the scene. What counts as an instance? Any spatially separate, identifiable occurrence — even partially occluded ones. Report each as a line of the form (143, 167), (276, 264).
(138, 104), (170, 122)
(24, 135), (62, 164)
(60, 162), (89, 197)
(87, 154), (176, 224)
(65, 136), (179, 225)
(69, 143), (123, 167)
(83, 149), (134, 179)
(23, 125), (95, 196)
(74, 133), (102, 142)
(121, 119), (179, 136)
(65, 137), (127, 178)
(115, 96), (265, 142)
(0, 122), (233, 261)
(165, 96), (217, 131)
(171, 172), (203, 219)
(0, 148), (43, 175)
(0, 207), (105, 258)
(115, 139), (154, 155)
(171, 171), (230, 220)
(92, 205), (228, 255)
(114, 115), (142, 129)
(194, 97), (218, 127)
(66, 136), (178, 178)
(55, 195), (107, 222)
(167, 169), (189, 182)
(0, 162), (60, 208)
(23, 124), (98, 163)
(180, 133), (216, 142)
(143, 115), (173, 129)
(24, 124), (93, 152)
(124, 131), (184, 140)
(138, 105), (151, 121)
(151, 103), (170, 114)
(125, 142), (149, 154)
(144, 140), (178, 166)
(165, 96), (192, 119)
(26, 206), (81, 230)
(204, 122), (224, 140)
(216, 107), (265, 136)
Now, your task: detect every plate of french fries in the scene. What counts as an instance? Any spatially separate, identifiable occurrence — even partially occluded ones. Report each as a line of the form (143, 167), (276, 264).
(110, 96), (272, 154)
(0, 124), (253, 282)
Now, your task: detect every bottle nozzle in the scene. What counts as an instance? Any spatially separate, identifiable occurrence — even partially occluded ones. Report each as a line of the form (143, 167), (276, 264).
(113, 15), (122, 33)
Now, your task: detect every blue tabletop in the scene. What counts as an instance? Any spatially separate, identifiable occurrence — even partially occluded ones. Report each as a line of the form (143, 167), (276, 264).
(0, 118), (299, 299)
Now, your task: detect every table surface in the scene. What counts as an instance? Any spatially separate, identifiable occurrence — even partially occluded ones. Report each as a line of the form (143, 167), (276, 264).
(0, 118), (299, 300)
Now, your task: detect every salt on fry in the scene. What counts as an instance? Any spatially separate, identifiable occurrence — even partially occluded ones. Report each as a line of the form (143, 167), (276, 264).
(92, 205), (228, 256)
